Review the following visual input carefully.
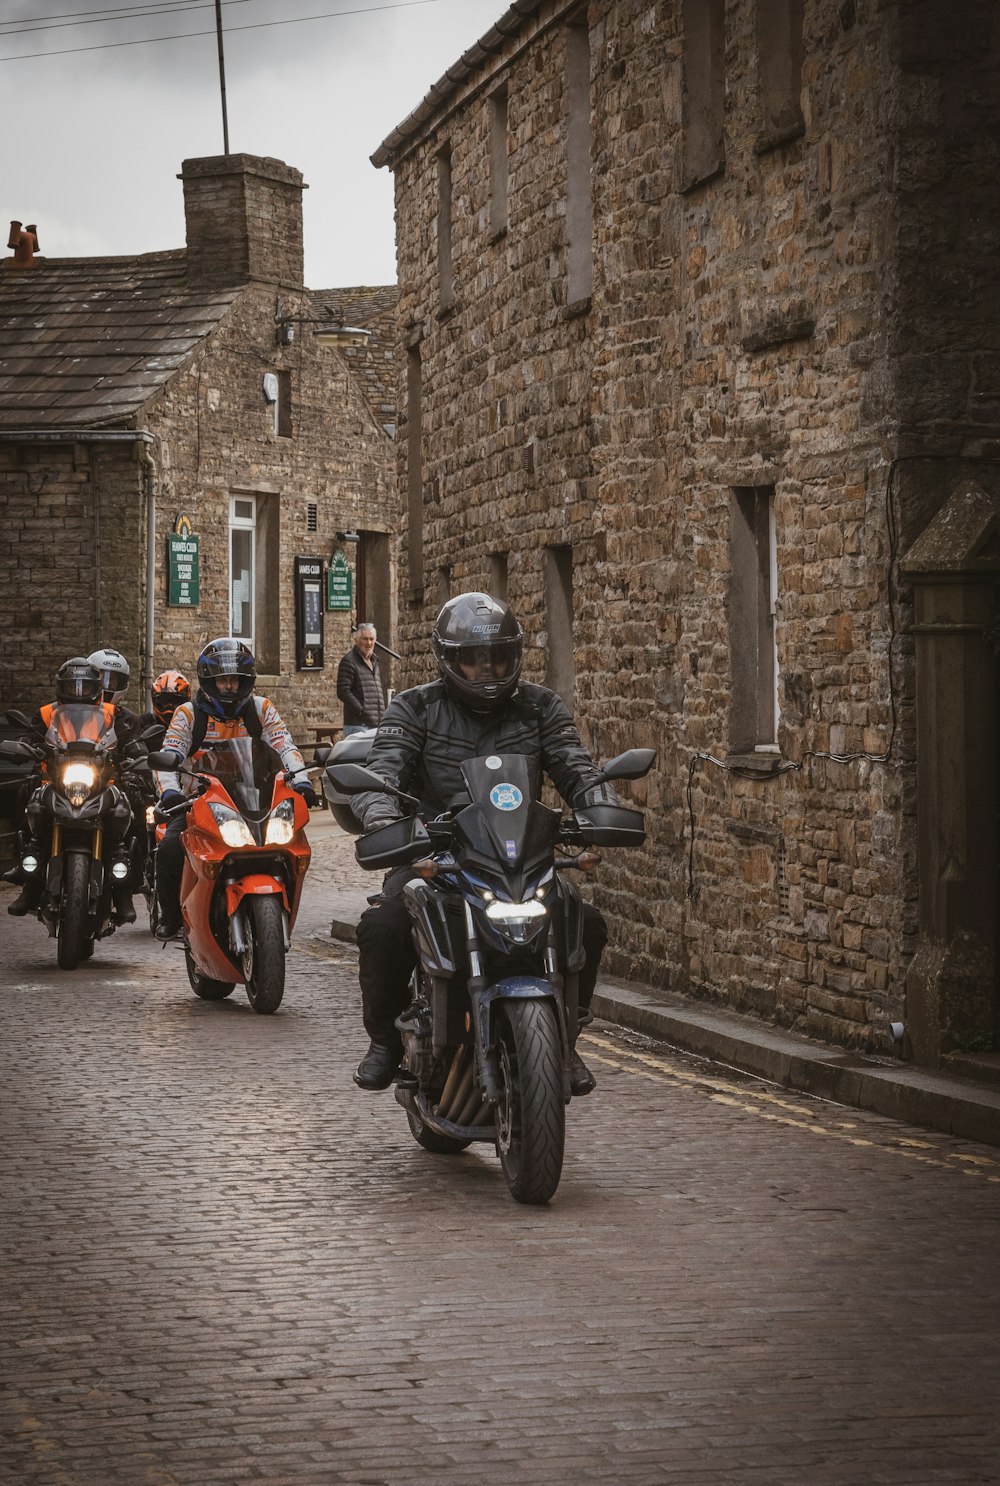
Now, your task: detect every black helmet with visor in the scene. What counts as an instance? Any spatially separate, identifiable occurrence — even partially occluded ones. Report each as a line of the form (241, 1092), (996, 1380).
(196, 637), (256, 720)
(431, 593), (523, 713)
(56, 657), (104, 705)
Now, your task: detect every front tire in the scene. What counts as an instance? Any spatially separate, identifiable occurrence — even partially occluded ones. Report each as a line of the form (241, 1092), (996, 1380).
(57, 854), (90, 970)
(242, 895), (286, 1015)
(496, 999), (566, 1205)
(185, 946), (236, 1000)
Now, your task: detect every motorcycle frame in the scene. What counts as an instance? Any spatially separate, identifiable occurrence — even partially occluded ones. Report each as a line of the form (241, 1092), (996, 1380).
(178, 775), (311, 985)
(393, 868), (586, 1140)
(27, 764), (132, 940)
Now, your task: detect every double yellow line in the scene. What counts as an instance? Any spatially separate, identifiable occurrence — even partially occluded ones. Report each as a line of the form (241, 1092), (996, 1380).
(581, 1032), (1000, 1183)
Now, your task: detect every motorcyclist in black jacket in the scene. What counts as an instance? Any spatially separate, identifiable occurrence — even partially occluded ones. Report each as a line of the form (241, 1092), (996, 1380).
(350, 592), (616, 1095)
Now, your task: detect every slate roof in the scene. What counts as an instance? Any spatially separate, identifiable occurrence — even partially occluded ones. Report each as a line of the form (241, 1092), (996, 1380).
(0, 251), (240, 429)
(308, 284), (399, 436)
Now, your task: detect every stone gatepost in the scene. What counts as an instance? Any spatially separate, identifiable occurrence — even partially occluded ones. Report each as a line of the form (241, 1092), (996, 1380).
(900, 480), (1000, 1066)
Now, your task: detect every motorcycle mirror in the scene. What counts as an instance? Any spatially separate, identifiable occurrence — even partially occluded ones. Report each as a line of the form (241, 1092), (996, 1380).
(0, 738), (39, 762)
(147, 749), (183, 770)
(140, 724), (163, 742)
(599, 747), (657, 783)
(326, 761), (385, 792)
(327, 761), (421, 811)
(313, 745), (332, 765)
(3, 708), (33, 729)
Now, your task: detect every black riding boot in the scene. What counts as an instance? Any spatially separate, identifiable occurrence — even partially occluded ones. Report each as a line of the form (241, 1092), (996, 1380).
(569, 1010), (596, 1096)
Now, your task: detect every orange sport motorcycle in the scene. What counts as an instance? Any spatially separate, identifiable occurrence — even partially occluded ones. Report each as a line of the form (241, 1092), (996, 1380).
(0, 703), (143, 968)
(148, 737), (312, 1014)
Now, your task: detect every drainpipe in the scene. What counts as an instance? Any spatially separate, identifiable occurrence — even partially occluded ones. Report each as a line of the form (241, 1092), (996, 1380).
(93, 451), (102, 648)
(139, 442), (158, 712)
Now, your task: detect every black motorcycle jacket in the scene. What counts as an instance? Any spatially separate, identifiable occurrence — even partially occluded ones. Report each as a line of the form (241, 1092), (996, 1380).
(352, 679), (615, 831)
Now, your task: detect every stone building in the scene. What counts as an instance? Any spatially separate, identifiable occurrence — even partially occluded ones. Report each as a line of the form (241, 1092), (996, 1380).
(0, 153), (397, 743)
(373, 0), (1000, 1065)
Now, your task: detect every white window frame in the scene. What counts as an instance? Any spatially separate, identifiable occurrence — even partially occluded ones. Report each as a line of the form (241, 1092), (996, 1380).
(229, 494), (256, 647)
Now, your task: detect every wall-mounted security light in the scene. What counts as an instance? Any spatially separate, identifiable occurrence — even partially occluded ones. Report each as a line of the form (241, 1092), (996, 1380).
(335, 530), (361, 543)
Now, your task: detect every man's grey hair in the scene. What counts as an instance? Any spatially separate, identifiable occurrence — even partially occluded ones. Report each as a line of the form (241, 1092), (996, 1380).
(356, 623), (376, 636)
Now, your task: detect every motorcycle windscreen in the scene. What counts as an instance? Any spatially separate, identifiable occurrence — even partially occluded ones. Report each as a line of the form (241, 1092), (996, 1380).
(456, 753), (554, 869)
(194, 737), (280, 819)
(46, 702), (116, 752)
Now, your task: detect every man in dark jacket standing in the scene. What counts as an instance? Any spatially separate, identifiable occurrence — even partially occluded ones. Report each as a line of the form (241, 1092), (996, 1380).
(349, 592), (616, 1098)
(336, 623), (385, 734)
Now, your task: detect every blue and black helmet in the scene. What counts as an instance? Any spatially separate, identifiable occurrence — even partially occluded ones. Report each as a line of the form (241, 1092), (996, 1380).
(195, 637), (256, 720)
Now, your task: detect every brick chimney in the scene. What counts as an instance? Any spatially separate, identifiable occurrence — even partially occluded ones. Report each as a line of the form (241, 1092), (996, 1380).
(180, 154), (306, 289)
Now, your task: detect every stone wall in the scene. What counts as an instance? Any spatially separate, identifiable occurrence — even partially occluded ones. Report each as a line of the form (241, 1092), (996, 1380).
(380, 0), (999, 1052)
(141, 278), (398, 739)
(0, 441), (145, 708)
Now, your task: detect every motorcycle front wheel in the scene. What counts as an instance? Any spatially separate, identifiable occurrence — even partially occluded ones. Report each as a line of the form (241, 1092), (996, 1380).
(496, 999), (566, 1205)
(185, 946), (236, 1000)
(57, 853), (91, 970)
(242, 895), (285, 1015)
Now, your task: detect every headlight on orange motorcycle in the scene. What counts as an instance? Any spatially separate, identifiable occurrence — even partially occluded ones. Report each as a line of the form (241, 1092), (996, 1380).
(265, 799), (296, 846)
(209, 803), (255, 848)
(60, 760), (98, 807)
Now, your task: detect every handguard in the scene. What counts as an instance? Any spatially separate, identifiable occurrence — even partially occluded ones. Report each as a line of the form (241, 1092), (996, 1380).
(355, 815), (433, 870)
(573, 803), (646, 848)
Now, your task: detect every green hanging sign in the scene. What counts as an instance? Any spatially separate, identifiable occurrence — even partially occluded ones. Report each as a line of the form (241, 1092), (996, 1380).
(326, 549), (352, 611)
(167, 514), (200, 607)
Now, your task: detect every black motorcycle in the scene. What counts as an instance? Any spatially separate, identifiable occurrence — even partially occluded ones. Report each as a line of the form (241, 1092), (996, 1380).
(327, 745), (654, 1204)
(0, 704), (147, 968)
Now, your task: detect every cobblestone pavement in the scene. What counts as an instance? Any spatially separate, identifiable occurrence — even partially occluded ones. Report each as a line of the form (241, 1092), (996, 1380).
(2, 816), (999, 1486)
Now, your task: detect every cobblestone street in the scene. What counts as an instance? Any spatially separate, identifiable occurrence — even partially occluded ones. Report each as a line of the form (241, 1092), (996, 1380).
(2, 817), (999, 1485)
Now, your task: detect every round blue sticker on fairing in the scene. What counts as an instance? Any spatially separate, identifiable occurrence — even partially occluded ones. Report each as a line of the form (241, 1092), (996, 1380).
(490, 782), (523, 811)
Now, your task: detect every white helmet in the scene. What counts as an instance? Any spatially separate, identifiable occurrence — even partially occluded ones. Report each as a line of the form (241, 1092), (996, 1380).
(87, 647), (130, 704)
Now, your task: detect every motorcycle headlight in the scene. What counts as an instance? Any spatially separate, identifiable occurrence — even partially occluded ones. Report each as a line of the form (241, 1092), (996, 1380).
(265, 799), (296, 846)
(61, 760), (98, 807)
(484, 897), (548, 944)
(209, 802), (255, 849)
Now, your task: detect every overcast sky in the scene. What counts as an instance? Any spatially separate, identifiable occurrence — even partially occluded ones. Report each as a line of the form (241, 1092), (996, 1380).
(1, 0), (506, 288)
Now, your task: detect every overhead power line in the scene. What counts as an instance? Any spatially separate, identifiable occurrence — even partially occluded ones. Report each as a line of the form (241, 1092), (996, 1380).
(0, 0), (438, 61)
(0, 0), (236, 22)
(0, 1), (251, 40)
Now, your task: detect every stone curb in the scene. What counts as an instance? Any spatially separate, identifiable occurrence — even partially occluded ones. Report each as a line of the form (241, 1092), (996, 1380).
(590, 980), (1000, 1150)
(329, 912), (1000, 1150)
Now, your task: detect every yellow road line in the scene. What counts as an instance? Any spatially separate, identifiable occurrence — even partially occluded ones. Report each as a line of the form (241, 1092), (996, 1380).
(581, 1033), (1000, 1183)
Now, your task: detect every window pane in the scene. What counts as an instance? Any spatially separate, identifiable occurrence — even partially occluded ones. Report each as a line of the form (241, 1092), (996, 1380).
(231, 527), (254, 642)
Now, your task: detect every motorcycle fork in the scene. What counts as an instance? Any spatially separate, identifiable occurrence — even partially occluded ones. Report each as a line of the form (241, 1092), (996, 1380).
(465, 907), (574, 1106)
(462, 900), (505, 1105)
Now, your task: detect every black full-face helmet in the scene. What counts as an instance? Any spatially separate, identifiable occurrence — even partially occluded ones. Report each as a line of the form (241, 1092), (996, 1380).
(196, 637), (256, 720)
(87, 647), (130, 705)
(56, 657), (104, 705)
(431, 593), (523, 713)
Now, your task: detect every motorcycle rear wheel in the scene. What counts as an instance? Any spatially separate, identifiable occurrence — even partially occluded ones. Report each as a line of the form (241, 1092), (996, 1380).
(496, 999), (566, 1205)
(242, 895), (285, 1015)
(57, 853), (90, 970)
(185, 946), (236, 1000)
(405, 1105), (472, 1155)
